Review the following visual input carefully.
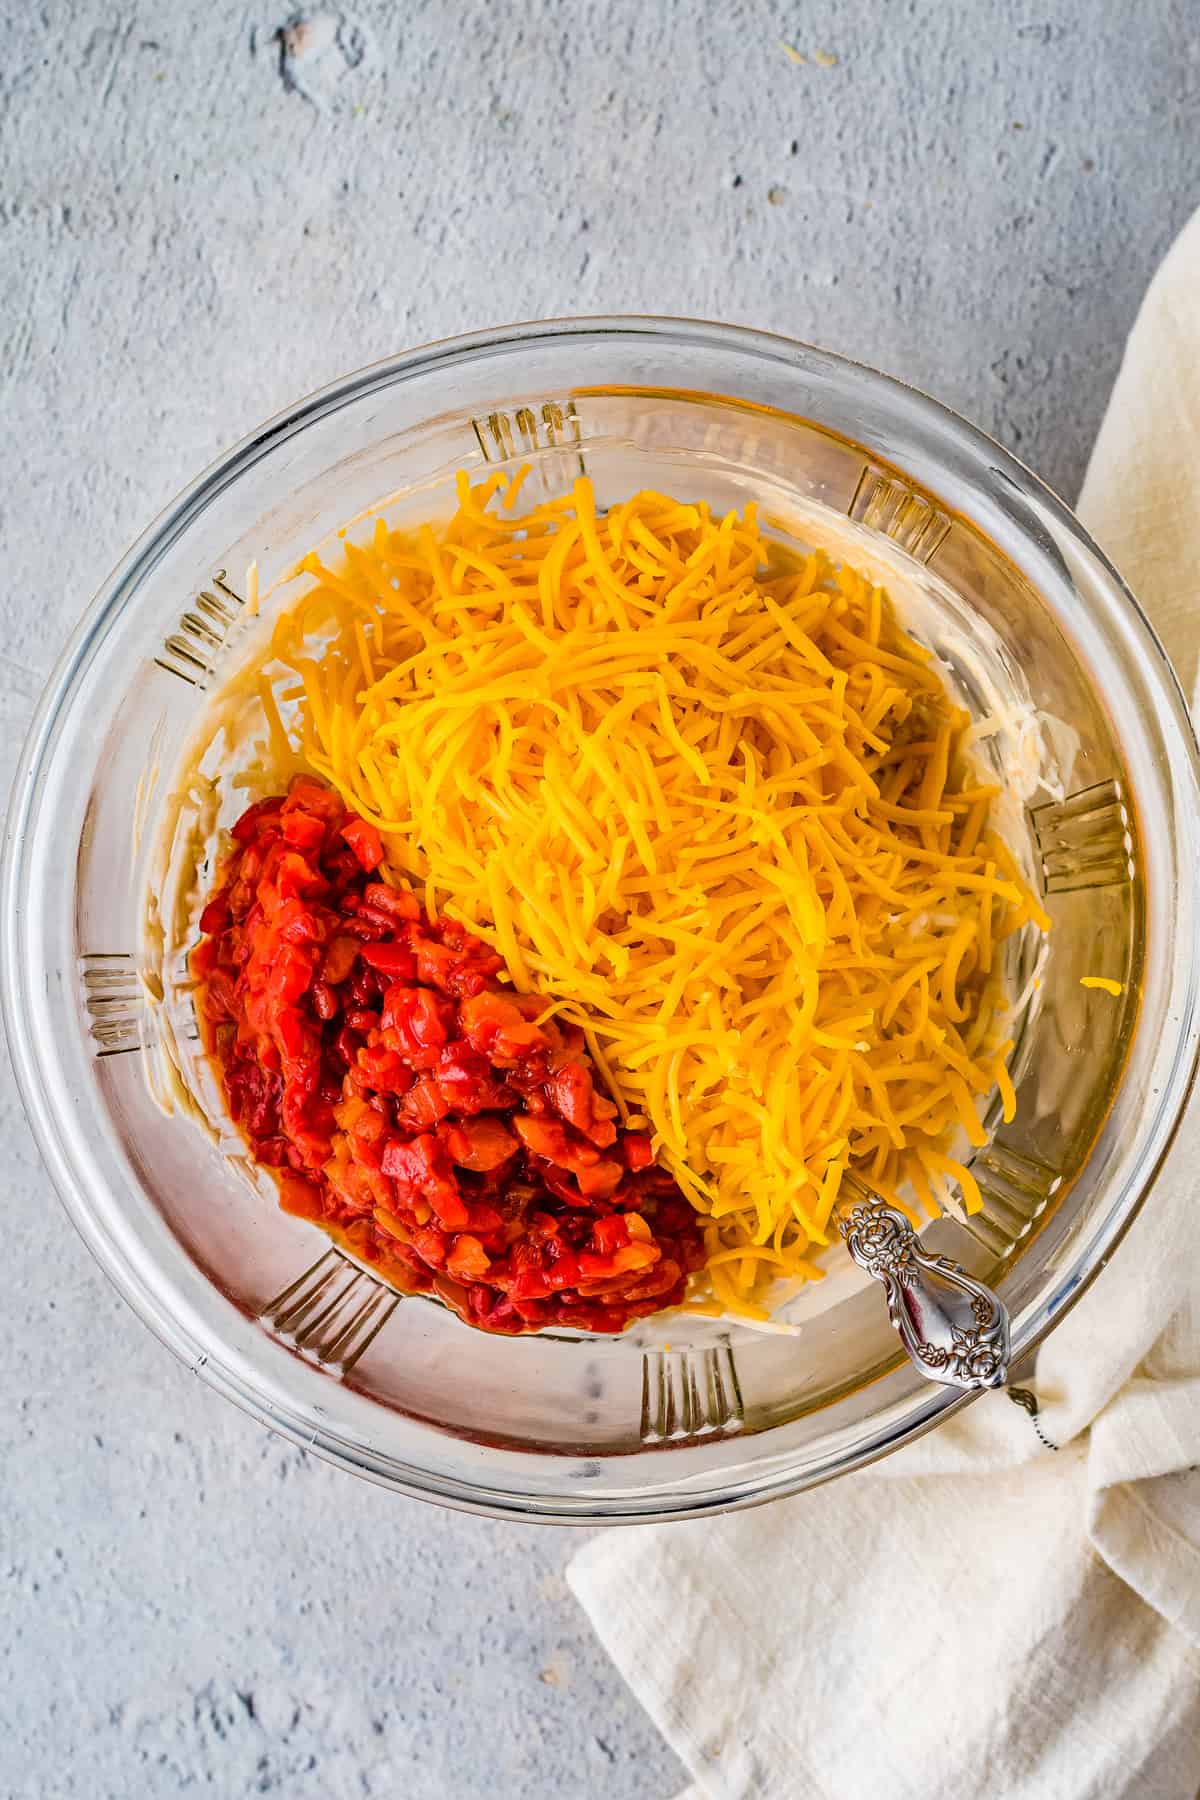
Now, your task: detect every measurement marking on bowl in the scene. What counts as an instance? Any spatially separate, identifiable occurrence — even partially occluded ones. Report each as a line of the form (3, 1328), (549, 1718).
(80, 952), (145, 1055)
(153, 573), (244, 690)
(960, 1140), (1062, 1257)
(1031, 779), (1134, 892)
(260, 1248), (399, 1376)
(847, 467), (951, 564)
(470, 401), (584, 487)
(640, 1345), (745, 1444)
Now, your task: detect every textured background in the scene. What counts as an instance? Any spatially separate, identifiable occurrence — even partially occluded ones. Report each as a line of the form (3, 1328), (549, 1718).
(3, 4), (1199, 1795)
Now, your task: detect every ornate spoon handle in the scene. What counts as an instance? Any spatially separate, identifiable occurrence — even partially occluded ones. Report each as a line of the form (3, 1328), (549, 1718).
(834, 1177), (1011, 1391)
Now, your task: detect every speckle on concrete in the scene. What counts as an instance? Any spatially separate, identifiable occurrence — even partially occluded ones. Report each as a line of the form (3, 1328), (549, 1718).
(2, 2), (1198, 1794)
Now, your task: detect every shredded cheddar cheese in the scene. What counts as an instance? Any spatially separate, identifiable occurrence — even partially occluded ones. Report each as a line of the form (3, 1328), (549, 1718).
(1080, 976), (1123, 997)
(239, 470), (1049, 1317)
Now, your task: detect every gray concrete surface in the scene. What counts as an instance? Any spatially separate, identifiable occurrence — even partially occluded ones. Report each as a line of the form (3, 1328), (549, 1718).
(2, 2), (1198, 1795)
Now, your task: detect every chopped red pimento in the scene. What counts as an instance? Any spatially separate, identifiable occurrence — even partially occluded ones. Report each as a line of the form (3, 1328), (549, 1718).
(361, 941), (419, 978)
(198, 896), (231, 935)
(622, 1133), (655, 1171)
(341, 814), (384, 871)
(278, 1172), (323, 1219)
(281, 810), (327, 853)
(190, 781), (706, 1335)
(446, 1234), (491, 1280)
(442, 1117), (519, 1172)
(362, 881), (420, 921)
(398, 1074), (454, 1129)
(545, 1061), (619, 1147)
(592, 1214), (631, 1255)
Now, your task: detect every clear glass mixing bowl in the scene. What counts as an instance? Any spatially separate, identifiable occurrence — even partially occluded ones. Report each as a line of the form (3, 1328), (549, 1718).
(5, 319), (1199, 1522)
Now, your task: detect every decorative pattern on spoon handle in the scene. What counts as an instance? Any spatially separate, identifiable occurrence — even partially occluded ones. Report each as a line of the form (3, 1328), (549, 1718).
(836, 1190), (1011, 1391)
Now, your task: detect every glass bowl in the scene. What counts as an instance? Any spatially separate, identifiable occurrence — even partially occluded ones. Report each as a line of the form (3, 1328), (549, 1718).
(4, 318), (1199, 1523)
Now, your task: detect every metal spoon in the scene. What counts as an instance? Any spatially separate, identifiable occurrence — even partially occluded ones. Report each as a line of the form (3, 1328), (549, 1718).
(833, 1172), (1011, 1391)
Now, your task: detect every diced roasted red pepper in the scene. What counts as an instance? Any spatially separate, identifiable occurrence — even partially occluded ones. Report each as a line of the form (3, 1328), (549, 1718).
(410, 1224), (450, 1266)
(622, 1133), (655, 1171)
(592, 1214), (631, 1255)
(355, 1043), (414, 1097)
(465, 1201), (505, 1235)
(268, 946), (313, 1006)
(381, 985), (456, 1062)
(546, 1061), (619, 1147)
(380, 1133), (470, 1229)
(277, 1172), (324, 1219)
(446, 1234), (491, 1280)
(273, 849), (328, 902)
(286, 779), (343, 820)
(341, 815), (384, 871)
(398, 1074), (454, 1129)
(191, 784), (705, 1337)
(231, 796), (284, 841)
(363, 881), (420, 921)
(513, 1114), (575, 1163)
(282, 811), (327, 853)
(458, 991), (549, 1063)
(199, 896), (232, 935)
(441, 1117), (518, 1172)
(361, 941), (418, 980)
(275, 1007), (307, 1060)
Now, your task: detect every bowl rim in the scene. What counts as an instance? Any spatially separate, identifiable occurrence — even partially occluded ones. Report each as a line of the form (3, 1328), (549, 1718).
(4, 313), (1199, 1522)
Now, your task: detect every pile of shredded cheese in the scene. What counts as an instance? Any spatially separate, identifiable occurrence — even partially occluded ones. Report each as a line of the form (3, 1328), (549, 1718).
(243, 469), (1049, 1319)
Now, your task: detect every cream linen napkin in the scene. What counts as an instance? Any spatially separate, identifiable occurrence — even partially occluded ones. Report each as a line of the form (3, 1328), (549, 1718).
(569, 207), (1200, 1800)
